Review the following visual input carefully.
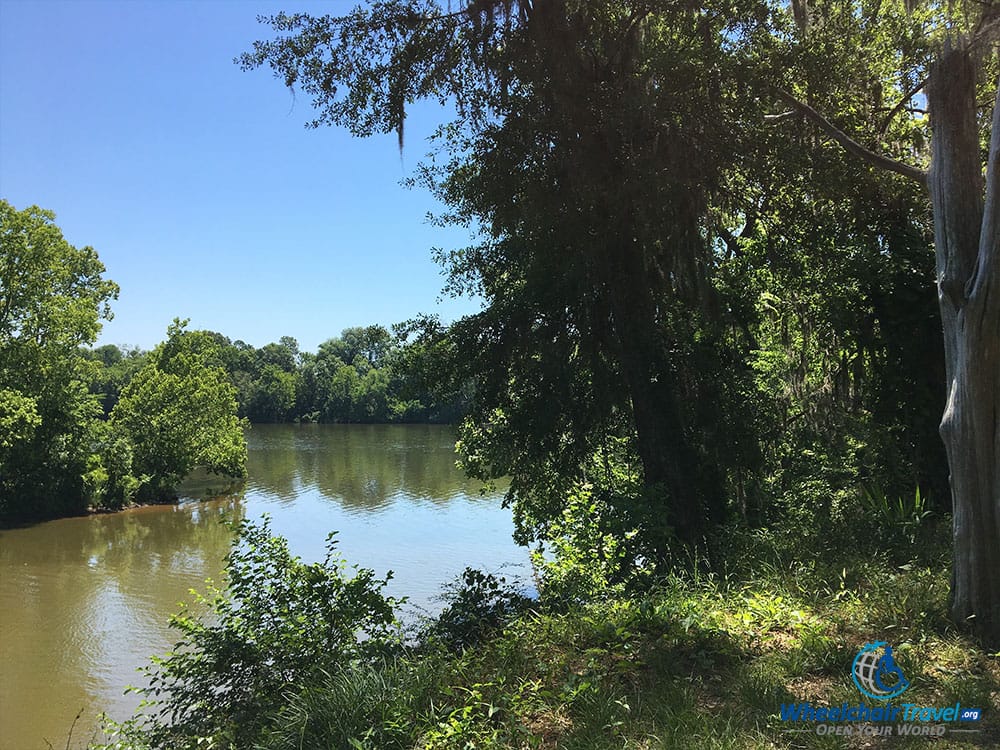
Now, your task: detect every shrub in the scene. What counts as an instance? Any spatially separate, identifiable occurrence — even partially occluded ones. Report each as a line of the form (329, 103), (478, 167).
(98, 516), (402, 749)
(429, 568), (532, 651)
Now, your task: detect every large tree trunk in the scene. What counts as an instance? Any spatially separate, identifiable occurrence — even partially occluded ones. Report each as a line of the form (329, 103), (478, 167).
(600, 221), (726, 555)
(606, 272), (704, 549)
(928, 43), (1000, 646)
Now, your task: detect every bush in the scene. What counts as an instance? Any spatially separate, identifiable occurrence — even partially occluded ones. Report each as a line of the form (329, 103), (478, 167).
(429, 568), (532, 651)
(98, 516), (402, 749)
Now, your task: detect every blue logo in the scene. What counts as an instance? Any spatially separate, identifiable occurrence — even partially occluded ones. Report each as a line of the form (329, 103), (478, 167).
(852, 641), (910, 701)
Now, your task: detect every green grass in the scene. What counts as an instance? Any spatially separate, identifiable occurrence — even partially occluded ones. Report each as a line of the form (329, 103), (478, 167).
(248, 562), (998, 750)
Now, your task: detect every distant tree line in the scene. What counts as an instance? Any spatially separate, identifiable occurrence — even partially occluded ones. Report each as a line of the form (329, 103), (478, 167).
(84, 318), (466, 426)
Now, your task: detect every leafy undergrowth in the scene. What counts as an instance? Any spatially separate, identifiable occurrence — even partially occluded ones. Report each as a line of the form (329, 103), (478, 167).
(91, 516), (998, 750)
(256, 567), (997, 750)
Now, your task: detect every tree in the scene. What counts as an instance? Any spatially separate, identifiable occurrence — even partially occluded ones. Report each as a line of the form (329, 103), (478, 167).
(258, 336), (300, 373)
(769, 1), (1000, 643)
(241, 1), (998, 638)
(322, 326), (392, 369)
(0, 200), (119, 521)
(112, 320), (248, 498)
(325, 360), (364, 422)
(925, 29), (999, 647)
(241, 0), (763, 558)
(311, 327), (397, 422)
(248, 363), (297, 422)
(389, 315), (469, 422)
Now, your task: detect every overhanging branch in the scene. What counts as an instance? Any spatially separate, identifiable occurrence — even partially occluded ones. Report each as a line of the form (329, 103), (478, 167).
(877, 75), (929, 135)
(763, 109), (796, 123)
(774, 88), (928, 186)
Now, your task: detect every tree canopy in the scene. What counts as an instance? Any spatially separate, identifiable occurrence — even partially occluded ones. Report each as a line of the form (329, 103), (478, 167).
(111, 321), (248, 499)
(0, 200), (118, 520)
(241, 0), (999, 639)
(0, 206), (248, 522)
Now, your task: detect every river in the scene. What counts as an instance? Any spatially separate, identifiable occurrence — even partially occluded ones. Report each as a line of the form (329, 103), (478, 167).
(0, 424), (529, 750)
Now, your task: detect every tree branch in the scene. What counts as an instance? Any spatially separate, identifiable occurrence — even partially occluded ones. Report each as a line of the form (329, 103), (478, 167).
(764, 109), (796, 123)
(716, 223), (743, 258)
(877, 75), (929, 136)
(774, 88), (928, 186)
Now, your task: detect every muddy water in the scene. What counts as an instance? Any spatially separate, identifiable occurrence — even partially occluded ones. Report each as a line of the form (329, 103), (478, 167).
(0, 424), (528, 749)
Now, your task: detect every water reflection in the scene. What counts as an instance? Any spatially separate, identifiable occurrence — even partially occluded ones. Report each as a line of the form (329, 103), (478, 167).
(0, 424), (525, 750)
(0, 497), (243, 749)
(249, 424), (500, 508)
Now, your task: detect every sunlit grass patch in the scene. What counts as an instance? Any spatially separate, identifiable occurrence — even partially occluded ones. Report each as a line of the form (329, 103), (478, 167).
(261, 565), (999, 750)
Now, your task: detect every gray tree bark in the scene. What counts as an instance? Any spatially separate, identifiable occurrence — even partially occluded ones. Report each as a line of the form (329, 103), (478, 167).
(778, 40), (1000, 644)
(929, 43), (1000, 646)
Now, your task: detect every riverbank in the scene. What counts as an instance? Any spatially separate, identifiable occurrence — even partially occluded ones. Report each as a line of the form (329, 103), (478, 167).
(261, 567), (998, 749)
(92, 519), (999, 750)
(396, 564), (997, 749)
(0, 475), (243, 531)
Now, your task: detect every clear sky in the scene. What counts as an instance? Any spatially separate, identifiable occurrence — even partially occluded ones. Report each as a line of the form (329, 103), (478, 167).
(0, 0), (481, 352)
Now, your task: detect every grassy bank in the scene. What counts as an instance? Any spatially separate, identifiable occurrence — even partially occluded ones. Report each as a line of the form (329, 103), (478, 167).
(265, 573), (995, 749)
(95, 521), (999, 750)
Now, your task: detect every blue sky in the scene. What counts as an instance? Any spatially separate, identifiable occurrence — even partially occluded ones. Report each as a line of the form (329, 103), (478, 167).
(0, 0), (481, 352)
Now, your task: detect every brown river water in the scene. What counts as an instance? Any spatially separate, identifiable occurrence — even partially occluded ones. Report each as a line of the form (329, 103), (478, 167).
(0, 424), (529, 749)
